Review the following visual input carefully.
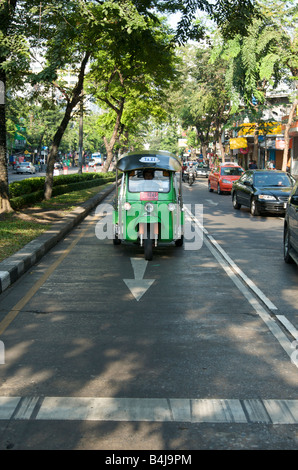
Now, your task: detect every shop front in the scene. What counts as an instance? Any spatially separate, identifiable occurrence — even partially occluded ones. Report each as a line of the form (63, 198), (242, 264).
(282, 117), (298, 177)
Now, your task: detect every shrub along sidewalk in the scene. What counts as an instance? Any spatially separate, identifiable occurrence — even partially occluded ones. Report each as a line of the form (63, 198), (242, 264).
(9, 171), (115, 210)
(0, 173), (116, 263)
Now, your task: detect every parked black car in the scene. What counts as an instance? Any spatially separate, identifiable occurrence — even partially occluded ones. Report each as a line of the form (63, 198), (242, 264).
(231, 170), (295, 216)
(284, 180), (298, 265)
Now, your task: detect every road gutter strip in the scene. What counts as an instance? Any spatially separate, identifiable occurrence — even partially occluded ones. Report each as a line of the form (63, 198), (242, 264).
(0, 183), (117, 295)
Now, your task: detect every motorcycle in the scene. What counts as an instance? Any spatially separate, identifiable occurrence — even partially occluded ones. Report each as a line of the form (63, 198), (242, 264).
(188, 169), (195, 186)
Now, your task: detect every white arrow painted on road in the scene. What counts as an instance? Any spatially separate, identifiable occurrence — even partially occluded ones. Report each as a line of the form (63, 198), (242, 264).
(124, 258), (155, 301)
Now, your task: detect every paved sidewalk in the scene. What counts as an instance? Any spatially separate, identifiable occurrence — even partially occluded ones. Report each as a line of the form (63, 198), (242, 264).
(0, 183), (116, 294)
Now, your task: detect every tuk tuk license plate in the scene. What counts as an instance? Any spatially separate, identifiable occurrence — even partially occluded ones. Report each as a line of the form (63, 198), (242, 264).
(140, 192), (159, 201)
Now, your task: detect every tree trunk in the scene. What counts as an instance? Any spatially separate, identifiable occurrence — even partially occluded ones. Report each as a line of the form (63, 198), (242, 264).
(200, 143), (208, 160)
(218, 138), (225, 163)
(44, 52), (90, 199)
(0, 0), (18, 213)
(102, 99), (125, 173)
(282, 98), (298, 172)
(0, 72), (12, 213)
(44, 102), (76, 199)
(103, 137), (114, 171)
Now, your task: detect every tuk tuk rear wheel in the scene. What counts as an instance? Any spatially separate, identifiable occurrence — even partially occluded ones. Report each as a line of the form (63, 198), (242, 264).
(144, 238), (153, 261)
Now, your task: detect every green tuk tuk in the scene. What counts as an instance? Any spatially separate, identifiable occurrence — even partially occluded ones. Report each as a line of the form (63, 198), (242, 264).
(113, 150), (184, 260)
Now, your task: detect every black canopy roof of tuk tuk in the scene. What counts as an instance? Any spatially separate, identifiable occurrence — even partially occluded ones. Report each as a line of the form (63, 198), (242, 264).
(116, 150), (182, 172)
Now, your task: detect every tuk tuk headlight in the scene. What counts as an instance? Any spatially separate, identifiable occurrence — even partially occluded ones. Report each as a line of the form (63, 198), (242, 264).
(168, 203), (176, 211)
(124, 202), (131, 210)
(145, 203), (154, 213)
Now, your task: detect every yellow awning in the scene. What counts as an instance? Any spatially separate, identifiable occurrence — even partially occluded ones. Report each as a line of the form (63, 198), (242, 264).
(229, 137), (248, 149)
(238, 122), (282, 136)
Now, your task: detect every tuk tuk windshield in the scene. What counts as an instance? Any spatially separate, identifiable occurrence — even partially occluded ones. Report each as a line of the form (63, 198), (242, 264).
(128, 170), (170, 193)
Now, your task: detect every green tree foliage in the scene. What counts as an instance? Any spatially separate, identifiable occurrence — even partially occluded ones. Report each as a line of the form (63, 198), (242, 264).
(154, 0), (257, 43)
(0, 0), (266, 210)
(260, 0), (298, 170)
(211, 0), (298, 169)
(87, 9), (177, 170)
(176, 43), (231, 160)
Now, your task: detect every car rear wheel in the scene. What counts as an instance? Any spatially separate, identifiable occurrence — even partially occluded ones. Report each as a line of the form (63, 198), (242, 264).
(284, 227), (294, 264)
(208, 181), (213, 192)
(250, 198), (260, 216)
(232, 192), (241, 209)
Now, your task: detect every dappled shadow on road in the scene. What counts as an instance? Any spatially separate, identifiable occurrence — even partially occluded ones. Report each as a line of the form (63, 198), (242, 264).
(0, 197), (298, 449)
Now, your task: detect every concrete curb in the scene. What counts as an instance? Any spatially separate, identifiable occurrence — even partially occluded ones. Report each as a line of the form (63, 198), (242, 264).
(0, 182), (116, 295)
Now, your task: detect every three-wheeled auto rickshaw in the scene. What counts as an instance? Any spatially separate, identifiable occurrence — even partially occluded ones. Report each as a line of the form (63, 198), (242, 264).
(113, 150), (184, 260)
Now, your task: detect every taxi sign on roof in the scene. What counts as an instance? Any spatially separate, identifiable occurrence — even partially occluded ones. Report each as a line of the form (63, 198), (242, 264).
(139, 156), (160, 163)
(116, 150), (182, 172)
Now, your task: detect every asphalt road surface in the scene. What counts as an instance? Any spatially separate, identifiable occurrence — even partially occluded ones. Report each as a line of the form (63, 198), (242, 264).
(0, 178), (297, 452)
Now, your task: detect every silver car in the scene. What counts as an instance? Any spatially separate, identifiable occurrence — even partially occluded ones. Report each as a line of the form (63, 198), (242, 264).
(16, 162), (36, 174)
(195, 164), (210, 178)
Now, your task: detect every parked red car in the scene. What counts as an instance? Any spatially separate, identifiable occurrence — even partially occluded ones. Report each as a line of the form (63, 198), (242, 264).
(208, 162), (244, 194)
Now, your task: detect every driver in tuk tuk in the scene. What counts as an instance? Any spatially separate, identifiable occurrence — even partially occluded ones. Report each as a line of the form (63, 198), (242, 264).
(143, 169), (154, 180)
(142, 169), (160, 191)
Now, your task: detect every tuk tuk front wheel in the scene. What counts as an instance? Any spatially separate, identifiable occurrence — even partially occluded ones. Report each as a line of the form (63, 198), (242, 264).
(113, 234), (121, 245)
(144, 238), (153, 261)
(175, 235), (184, 247)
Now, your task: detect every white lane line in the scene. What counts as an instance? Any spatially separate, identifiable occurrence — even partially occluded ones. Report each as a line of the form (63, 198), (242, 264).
(276, 315), (298, 341)
(37, 397), (172, 422)
(184, 207), (297, 364)
(0, 397), (20, 419)
(185, 206), (277, 310)
(1, 396), (298, 424)
(263, 400), (298, 424)
(205, 199), (218, 206)
(13, 396), (40, 420)
(208, 234), (277, 310)
(243, 399), (271, 423)
(191, 398), (247, 423)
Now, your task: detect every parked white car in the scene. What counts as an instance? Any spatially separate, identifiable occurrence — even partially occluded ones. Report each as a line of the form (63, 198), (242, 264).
(15, 162), (36, 174)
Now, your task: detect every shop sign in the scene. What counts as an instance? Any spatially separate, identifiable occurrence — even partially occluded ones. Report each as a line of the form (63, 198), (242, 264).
(276, 138), (293, 149)
(276, 139), (285, 149)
